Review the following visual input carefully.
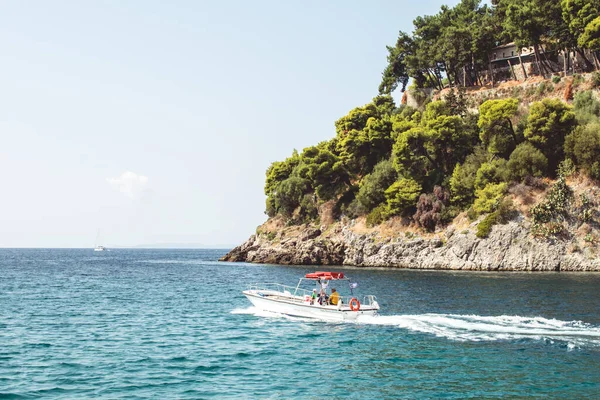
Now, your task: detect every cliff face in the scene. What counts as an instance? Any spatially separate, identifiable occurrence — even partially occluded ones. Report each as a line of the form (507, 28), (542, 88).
(220, 216), (600, 272)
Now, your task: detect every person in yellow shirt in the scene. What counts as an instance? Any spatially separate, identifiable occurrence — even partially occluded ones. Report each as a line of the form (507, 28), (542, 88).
(328, 288), (339, 305)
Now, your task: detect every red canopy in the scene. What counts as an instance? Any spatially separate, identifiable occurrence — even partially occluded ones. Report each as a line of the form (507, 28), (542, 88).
(305, 271), (344, 280)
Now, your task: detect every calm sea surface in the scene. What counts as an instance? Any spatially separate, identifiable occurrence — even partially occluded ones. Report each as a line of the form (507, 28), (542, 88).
(1, 249), (600, 399)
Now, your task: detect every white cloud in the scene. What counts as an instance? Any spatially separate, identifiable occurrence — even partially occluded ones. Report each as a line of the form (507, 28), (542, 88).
(106, 171), (149, 199)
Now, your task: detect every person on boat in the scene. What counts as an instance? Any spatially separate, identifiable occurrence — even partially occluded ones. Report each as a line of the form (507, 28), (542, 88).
(328, 288), (339, 305)
(311, 289), (318, 305)
(318, 289), (328, 305)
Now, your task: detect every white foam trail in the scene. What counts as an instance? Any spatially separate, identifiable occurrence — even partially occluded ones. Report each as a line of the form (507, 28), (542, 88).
(233, 307), (600, 347)
(356, 314), (600, 346)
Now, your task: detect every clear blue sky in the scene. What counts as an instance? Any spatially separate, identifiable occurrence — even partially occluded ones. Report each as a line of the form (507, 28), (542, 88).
(0, 0), (462, 248)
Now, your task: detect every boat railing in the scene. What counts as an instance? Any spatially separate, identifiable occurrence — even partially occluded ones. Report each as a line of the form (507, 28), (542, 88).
(248, 283), (312, 298)
(338, 294), (378, 307)
(248, 283), (378, 307)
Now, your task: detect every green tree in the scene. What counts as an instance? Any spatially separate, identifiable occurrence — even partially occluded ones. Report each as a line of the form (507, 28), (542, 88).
(501, 0), (563, 75)
(573, 90), (600, 123)
(473, 182), (508, 214)
(507, 142), (548, 181)
(478, 98), (520, 157)
(561, 0), (600, 37)
(296, 146), (348, 201)
(264, 150), (300, 197)
(564, 122), (600, 179)
(379, 32), (415, 94)
(393, 101), (478, 189)
(356, 160), (398, 212)
(524, 99), (576, 173)
(269, 176), (310, 218)
(385, 178), (422, 217)
(449, 145), (489, 206)
(334, 103), (378, 136)
(579, 16), (600, 53)
(474, 158), (509, 190)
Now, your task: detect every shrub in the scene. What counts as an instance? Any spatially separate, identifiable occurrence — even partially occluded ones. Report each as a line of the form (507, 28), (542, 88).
(340, 198), (363, 219)
(473, 182), (508, 214)
(356, 160), (397, 212)
(384, 178), (422, 217)
(573, 91), (600, 124)
(509, 183), (534, 205)
(366, 204), (387, 227)
(413, 186), (450, 232)
(476, 198), (516, 238)
(578, 194), (594, 223)
(524, 175), (546, 189)
(592, 72), (600, 88)
(270, 176), (310, 217)
(564, 123), (600, 179)
(299, 194), (318, 222)
(530, 176), (573, 237)
(474, 158), (509, 190)
(467, 207), (478, 221)
(507, 142), (548, 181)
(557, 159), (576, 178)
(564, 80), (573, 102)
(573, 74), (584, 86)
(449, 145), (489, 206)
(476, 212), (498, 238)
(552, 75), (561, 84)
(511, 86), (524, 98)
(536, 81), (553, 96)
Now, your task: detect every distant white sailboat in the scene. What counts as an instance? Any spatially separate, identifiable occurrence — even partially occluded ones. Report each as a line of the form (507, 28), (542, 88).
(94, 230), (107, 252)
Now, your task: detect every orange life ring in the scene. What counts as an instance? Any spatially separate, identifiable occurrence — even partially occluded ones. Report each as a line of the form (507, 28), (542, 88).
(349, 298), (360, 311)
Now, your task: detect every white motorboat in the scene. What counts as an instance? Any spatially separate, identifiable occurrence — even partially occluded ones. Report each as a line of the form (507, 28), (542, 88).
(93, 229), (107, 251)
(243, 271), (380, 321)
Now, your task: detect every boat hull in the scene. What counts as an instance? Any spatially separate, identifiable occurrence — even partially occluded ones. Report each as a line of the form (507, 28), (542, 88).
(243, 291), (377, 322)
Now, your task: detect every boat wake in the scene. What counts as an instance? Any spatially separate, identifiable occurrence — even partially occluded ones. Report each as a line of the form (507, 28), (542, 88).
(356, 314), (600, 347)
(233, 307), (600, 347)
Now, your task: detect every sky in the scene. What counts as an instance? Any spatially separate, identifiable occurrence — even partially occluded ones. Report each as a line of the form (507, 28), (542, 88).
(0, 0), (463, 248)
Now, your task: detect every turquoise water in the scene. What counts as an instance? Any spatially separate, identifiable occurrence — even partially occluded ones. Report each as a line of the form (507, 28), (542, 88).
(2, 249), (600, 399)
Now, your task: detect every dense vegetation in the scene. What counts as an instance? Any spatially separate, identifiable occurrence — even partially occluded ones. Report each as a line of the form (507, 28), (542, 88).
(263, 0), (600, 237)
(379, 0), (600, 91)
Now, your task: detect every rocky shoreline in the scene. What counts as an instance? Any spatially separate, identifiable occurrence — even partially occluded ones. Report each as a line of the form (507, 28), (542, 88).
(220, 217), (600, 272)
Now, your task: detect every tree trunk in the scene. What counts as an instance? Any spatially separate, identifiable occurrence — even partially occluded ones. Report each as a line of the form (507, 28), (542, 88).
(517, 51), (528, 80)
(575, 48), (595, 72)
(489, 62), (495, 87)
(454, 68), (461, 87)
(433, 67), (443, 90)
(463, 65), (474, 87)
(507, 119), (518, 146)
(533, 44), (548, 77)
(563, 48), (568, 76)
(444, 61), (453, 87)
(425, 69), (435, 88)
(541, 49), (556, 73)
(593, 51), (600, 70)
(507, 59), (517, 81)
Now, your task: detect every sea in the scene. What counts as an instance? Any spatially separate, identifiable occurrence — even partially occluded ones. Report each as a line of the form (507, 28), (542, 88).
(1, 248), (600, 399)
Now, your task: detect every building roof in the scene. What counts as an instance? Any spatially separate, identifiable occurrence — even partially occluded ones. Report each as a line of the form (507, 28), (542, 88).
(492, 42), (517, 50)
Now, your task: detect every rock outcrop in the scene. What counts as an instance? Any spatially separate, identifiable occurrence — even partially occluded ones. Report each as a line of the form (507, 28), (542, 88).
(220, 218), (600, 271)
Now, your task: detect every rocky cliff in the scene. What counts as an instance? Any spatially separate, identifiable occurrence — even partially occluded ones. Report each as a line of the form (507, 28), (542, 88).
(220, 214), (600, 271)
